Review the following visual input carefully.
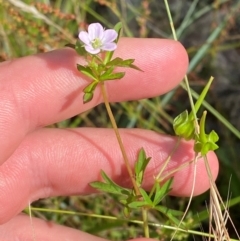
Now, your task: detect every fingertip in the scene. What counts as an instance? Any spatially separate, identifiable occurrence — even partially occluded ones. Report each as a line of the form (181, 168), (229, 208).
(109, 38), (189, 101)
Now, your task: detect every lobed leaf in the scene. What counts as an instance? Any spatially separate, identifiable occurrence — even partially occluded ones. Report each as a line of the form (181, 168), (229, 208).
(77, 64), (98, 81)
(139, 188), (153, 206)
(99, 72), (125, 81)
(90, 170), (131, 196)
(155, 206), (183, 227)
(153, 178), (173, 206)
(83, 82), (98, 93)
(127, 200), (149, 209)
(83, 92), (93, 103)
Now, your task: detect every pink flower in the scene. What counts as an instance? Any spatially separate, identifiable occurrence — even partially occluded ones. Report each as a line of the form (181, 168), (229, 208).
(79, 23), (118, 54)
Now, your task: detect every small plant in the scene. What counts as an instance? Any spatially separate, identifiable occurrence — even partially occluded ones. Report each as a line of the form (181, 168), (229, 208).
(2, 0), (240, 240)
(66, 16), (238, 240)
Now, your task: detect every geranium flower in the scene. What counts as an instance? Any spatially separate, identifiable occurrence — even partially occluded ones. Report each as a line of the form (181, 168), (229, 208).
(79, 23), (118, 54)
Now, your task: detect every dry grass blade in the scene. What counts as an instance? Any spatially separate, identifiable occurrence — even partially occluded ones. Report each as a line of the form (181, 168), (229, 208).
(204, 156), (240, 241)
(209, 187), (230, 241)
(28, 201), (36, 241)
(170, 154), (200, 241)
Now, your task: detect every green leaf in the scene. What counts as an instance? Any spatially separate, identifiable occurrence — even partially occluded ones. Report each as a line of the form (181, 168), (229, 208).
(134, 148), (151, 187)
(83, 82), (98, 93)
(121, 59), (135, 66)
(117, 59), (143, 71)
(83, 92), (93, 103)
(99, 72), (125, 81)
(75, 40), (87, 56)
(139, 188), (153, 206)
(155, 206), (183, 227)
(127, 200), (149, 209)
(106, 58), (143, 72)
(77, 64), (98, 81)
(106, 57), (124, 67)
(129, 64), (144, 72)
(153, 178), (173, 206)
(100, 66), (114, 79)
(120, 191), (138, 205)
(90, 170), (131, 195)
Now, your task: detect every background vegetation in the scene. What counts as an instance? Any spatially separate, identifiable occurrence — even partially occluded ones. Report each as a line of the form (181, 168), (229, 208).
(0, 0), (240, 240)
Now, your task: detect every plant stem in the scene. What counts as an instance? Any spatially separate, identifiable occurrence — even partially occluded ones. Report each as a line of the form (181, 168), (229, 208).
(100, 82), (150, 237)
(142, 208), (150, 238)
(99, 82), (140, 195)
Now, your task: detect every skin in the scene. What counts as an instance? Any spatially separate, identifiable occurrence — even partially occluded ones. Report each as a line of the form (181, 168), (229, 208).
(0, 38), (219, 240)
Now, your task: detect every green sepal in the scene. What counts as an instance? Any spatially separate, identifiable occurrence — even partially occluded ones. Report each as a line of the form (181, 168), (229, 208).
(134, 148), (151, 187)
(99, 72), (125, 81)
(173, 110), (195, 140)
(83, 92), (93, 103)
(90, 170), (131, 196)
(194, 141), (219, 155)
(194, 111), (219, 155)
(103, 22), (122, 64)
(77, 64), (98, 81)
(114, 22), (122, 44)
(75, 40), (87, 56)
(65, 43), (75, 49)
(83, 81), (98, 93)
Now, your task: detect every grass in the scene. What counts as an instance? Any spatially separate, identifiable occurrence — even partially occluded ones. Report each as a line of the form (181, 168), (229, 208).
(1, 0), (240, 240)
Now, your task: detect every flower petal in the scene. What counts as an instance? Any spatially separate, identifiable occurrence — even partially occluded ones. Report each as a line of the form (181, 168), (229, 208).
(88, 23), (104, 40)
(101, 42), (117, 51)
(102, 29), (118, 43)
(78, 31), (90, 45)
(85, 45), (101, 54)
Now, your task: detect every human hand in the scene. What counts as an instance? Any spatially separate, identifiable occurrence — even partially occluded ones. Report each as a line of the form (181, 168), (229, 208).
(0, 38), (218, 240)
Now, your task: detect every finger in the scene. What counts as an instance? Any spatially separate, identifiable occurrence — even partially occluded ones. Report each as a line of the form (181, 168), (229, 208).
(0, 38), (188, 165)
(0, 214), (155, 241)
(0, 214), (124, 241)
(0, 128), (218, 224)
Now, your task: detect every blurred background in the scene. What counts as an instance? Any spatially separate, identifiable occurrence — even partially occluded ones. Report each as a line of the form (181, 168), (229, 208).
(0, 0), (240, 240)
